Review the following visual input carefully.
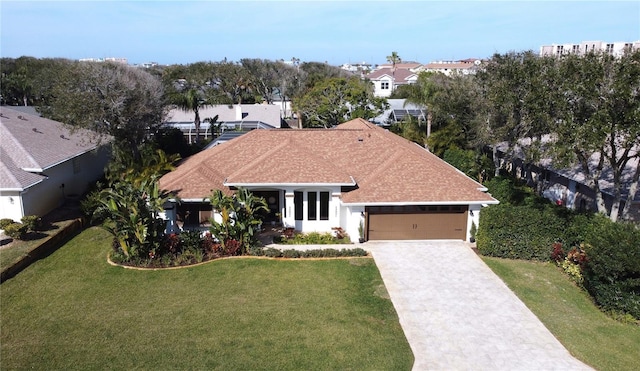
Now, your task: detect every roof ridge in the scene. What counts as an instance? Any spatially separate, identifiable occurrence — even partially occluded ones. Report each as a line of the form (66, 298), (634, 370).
(0, 120), (40, 170)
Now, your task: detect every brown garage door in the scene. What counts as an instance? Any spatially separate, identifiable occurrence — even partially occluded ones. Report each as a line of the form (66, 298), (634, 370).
(367, 205), (467, 240)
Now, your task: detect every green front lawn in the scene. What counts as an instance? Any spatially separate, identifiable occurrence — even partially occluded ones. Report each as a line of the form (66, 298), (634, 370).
(0, 227), (413, 370)
(483, 257), (640, 371)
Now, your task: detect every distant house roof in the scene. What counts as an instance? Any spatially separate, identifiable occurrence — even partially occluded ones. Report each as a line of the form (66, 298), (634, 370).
(366, 68), (418, 84)
(165, 104), (283, 128)
(0, 107), (104, 190)
(159, 118), (496, 206)
(377, 62), (423, 70)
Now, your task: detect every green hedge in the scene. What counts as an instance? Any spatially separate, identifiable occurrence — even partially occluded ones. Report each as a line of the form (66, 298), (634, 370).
(582, 217), (640, 319)
(476, 203), (567, 260)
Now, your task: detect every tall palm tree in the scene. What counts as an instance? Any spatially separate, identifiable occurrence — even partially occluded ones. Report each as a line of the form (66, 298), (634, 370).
(386, 51), (401, 93)
(173, 88), (204, 144)
(404, 72), (438, 147)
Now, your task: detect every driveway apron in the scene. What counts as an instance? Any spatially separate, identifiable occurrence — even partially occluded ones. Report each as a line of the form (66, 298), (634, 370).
(367, 241), (592, 371)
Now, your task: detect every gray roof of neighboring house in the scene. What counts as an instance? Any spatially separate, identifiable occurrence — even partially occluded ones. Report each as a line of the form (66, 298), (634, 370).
(165, 104), (283, 128)
(372, 99), (427, 126)
(0, 106), (103, 190)
(495, 139), (639, 203)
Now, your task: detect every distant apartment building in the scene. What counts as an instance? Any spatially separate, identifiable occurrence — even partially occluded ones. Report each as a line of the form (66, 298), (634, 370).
(78, 57), (128, 64)
(540, 40), (640, 57)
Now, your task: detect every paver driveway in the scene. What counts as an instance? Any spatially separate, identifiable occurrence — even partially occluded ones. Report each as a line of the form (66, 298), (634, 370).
(366, 241), (592, 371)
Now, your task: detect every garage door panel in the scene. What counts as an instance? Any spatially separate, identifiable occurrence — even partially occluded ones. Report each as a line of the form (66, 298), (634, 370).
(368, 210), (467, 240)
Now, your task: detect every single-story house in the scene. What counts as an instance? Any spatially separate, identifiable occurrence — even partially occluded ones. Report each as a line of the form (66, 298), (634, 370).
(492, 141), (640, 221)
(0, 106), (111, 221)
(159, 118), (498, 242)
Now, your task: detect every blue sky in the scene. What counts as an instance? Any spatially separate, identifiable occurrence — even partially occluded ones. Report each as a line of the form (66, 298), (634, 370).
(1, 1), (639, 66)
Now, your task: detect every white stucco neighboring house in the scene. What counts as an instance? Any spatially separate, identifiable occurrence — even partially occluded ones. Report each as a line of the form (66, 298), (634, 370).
(164, 104), (285, 143)
(0, 107), (110, 221)
(159, 118), (498, 243)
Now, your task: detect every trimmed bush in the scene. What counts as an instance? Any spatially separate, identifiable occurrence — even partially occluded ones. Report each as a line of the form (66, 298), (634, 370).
(20, 215), (42, 232)
(3, 222), (28, 240)
(0, 218), (15, 230)
(476, 203), (567, 260)
(582, 217), (640, 319)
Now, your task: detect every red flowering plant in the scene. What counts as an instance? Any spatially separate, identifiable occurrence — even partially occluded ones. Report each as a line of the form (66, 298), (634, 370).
(551, 242), (565, 263)
(161, 233), (181, 255)
(566, 244), (588, 267)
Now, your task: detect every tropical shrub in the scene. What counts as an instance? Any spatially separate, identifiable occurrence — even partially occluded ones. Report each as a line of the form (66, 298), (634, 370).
(581, 217), (640, 319)
(3, 222), (27, 240)
(208, 188), (269, 255)
(483, 176), (533, 206)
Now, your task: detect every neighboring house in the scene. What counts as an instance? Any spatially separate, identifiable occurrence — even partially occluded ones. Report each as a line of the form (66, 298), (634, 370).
(0, 107), (110, 221)
(492, 142), (640, 221)
(159, 118), (498, 242)
(371, 99), (427, 127)
(164, 104), (285, 143)
(366, 68), (419, 98)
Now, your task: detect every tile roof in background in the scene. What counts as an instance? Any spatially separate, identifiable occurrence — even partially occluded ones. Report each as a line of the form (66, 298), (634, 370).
(159, 118), (496, 205)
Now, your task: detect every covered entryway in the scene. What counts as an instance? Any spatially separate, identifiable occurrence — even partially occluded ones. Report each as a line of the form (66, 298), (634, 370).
(366, 205), (467, 240)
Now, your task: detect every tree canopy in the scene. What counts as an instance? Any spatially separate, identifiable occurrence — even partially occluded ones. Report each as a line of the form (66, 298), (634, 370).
(38, 60), (166, 162)
(293, 76), (387, 128)
(479, 49), (640, 221)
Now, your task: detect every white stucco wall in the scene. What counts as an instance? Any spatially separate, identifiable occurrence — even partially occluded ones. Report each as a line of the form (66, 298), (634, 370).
(1, 147), (109, 220)
(0, 190), (25, 222)
(372, 76), (393, 98)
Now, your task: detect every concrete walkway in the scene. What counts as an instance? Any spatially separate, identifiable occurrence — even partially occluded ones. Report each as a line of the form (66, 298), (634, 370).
(366, 241), (592, 371)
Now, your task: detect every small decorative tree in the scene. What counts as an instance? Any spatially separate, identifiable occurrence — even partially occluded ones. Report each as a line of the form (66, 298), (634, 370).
(469, 221), (477, 243)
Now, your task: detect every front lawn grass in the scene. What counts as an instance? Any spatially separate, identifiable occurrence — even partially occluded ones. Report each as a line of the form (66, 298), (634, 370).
(483, 256), (640, 371)
(1, 227), (413, 370)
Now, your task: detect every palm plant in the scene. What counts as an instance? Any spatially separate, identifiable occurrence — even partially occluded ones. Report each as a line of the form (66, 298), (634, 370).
(208, 188), (268, 255)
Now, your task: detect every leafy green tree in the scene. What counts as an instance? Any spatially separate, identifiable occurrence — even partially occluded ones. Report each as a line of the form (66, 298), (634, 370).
(552, 50), (640, 221)
(1, 57), (72, 107)
(294, 76), (388, 128)
(211, 60), (255, 104)
(207, 188), (269, 255)
(39, 61), (165, 162)
(443, 147), (493, 183)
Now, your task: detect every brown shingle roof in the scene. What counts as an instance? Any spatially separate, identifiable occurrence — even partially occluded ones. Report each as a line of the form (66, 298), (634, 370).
(159, 118), (497, 204)
(366, 68), (417, 83)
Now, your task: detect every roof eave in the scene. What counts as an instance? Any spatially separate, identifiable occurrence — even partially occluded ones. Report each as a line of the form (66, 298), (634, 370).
(342, 200), (500, 207)
(223, 181), (356, 188)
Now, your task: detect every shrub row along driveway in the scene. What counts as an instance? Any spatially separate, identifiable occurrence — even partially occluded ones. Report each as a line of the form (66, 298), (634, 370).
(366, 241), (592, 371)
